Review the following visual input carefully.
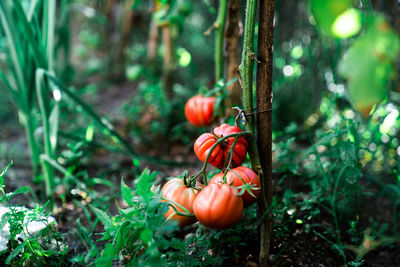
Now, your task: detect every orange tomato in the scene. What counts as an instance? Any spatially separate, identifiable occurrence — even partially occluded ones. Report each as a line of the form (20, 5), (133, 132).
(193, 183), (243, 229)
(184, 95), (215, 127)
(161, 178), (202, 226)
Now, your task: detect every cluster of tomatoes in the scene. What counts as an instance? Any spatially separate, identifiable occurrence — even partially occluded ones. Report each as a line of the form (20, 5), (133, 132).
(161, 95), (261, 229)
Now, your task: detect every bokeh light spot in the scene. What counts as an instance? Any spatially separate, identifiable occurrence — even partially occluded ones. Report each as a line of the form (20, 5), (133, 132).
(332, 9), (362, 38)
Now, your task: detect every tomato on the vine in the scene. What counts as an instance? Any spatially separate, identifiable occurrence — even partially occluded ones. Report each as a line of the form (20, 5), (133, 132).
(184, 95), (216, 127)
(209, 166), (260, 206)
(194, 123), (248, 169)
(161, 178), (202, 226)
(193, 183), (243, 229)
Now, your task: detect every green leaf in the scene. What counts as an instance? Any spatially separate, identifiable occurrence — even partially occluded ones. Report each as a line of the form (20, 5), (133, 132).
(135, 168), (158, 202)
(13, 186), (31, 195)
(5, 240), (27, 264)
(338, 15), (400, 117)
(310, 0), (354, 37)
(121, 179), (134, 206)
(90, 205), (114, 230)
(0, 162), (13, 183)
(93, 243), (115, 266)
(140, 228), (154, 244)
(0, 213), (10, 229)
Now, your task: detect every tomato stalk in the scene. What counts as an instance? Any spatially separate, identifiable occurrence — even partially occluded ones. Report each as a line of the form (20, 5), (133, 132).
(227, 168), (260, 198)
(215, 0), (228, 81)
(222, 135), (240, 170)
(189, 132), (251, 185)
(221, 135), (240, 184)
(238, 0), (260, 171)
(161, 197), (194, 217)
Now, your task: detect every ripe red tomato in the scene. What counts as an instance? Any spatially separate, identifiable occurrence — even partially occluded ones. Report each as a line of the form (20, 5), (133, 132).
(209, 166), (260, 206)
(194, 123), (248, 169)
(161, 178), (202, 226)
(184, 95), (216, 127)
(193, 183), (243, 229)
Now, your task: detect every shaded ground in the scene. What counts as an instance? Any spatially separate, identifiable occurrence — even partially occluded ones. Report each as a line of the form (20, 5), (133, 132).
(0, 82), (399, 266)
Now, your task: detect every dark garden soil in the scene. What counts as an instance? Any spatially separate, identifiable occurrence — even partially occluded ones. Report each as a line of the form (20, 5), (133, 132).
(1, 83), (399, 267)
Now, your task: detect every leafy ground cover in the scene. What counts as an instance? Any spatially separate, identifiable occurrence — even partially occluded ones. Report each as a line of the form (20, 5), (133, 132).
(0, 0), (400, 266)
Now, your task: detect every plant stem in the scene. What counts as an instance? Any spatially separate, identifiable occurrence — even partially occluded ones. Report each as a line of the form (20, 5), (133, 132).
(23, 113), (40, 179)
(223, 136), (240, 171)
(215, 0), (228, 81)
(256, 1), (275, 266)
(239, 0), (260, 170)
(36, 70), (55, 202)
(190, 132), (252, 185)
(45, 0), (56, 71)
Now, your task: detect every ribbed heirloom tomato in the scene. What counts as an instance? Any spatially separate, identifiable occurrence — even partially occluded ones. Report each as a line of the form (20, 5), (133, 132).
(209, 166), (260, 206)
(184, 95), (216, 127)
(194, 123), (248, 169)
(161, 178), (202, 226)
(193, 183), (243, 229)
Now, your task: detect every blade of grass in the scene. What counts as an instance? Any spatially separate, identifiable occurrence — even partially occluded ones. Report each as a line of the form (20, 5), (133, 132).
(0, 71), (24, 110)
(36, 69), (55, 199)
(28, 0), (41, 22)
(13, 1), (46, 67)
(43, 0), (56, 71)
(49, 101), (59, 152)
(0, 2), (27, 95)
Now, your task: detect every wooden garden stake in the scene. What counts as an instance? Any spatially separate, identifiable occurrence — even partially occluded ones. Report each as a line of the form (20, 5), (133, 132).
(224, 0), (242, 114)
(162, 25), (175, 99)
(256, 0), (275, 266)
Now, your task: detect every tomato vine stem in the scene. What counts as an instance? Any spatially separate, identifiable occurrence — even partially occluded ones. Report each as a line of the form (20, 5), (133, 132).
(215, 0), (228, 81)
(189, 131), (251, 186)
(161, 197), (194, 217)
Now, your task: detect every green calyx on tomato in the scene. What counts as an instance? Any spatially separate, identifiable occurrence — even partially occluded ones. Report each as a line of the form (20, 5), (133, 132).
(209, 166), (260, 206)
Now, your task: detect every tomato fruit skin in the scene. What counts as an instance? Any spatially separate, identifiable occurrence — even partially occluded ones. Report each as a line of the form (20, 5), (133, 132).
(193, 123), (248, 169)
(209, 166), (260, 206)
(161, 178), (202, 226)
(193, 183), (243, 229)
(184, 95), (215, 127)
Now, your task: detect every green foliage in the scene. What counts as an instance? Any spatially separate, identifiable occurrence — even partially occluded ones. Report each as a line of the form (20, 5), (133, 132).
(0, 163), (68, 266)
(310, 0), (354, 36)
(91, 169), (176, 266)
(153, 0), (193, 32)
(0, 0), (400, 266)
(339, 15), (400, 117)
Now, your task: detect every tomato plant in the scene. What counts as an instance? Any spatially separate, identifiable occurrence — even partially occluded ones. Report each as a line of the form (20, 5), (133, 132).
(209, 166), (260, 206)
(193, 183), (243, 229)
(161, 178), (202, 226)
(194, 123), (248, 169)
(184, 95), (216, 127)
